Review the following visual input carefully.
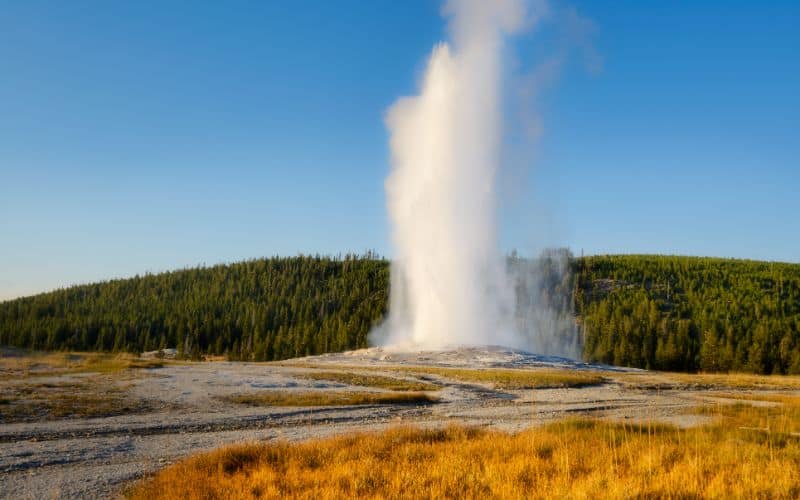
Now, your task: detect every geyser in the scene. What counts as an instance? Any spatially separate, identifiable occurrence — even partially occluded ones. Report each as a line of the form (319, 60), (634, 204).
(373, 0), (536, 350)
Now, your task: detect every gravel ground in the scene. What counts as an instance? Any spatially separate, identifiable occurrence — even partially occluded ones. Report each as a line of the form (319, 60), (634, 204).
(1, 346), (792, 499)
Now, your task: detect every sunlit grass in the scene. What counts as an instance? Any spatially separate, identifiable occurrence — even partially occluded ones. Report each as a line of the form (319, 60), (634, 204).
(128, 398), (800, 499)
(128, 365), (800, 498)
(0, 349), (165, 378)
(221, 391), (437, 407)
(618, 371), (800, 391)
(296, 370), (440, 391)
(671, 372), (800, 390)
(695, 394), (800, 437)
(396, 366), (606, 390)
(282, 362), (606, 390)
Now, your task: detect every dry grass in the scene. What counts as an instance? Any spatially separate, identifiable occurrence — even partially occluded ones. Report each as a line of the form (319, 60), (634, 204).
(221, 391), (437, 407)
(617, 371), (800, 391)
(128, 397), (800, 499)
(0, 349), (169, 422)
(0, 377), (161, 423)
(697, 394), (800, 432)
(669, 372), (800, 390)
(0, 349), (165, 378)
(282, 362), (606, 390)
(296, 371), (440, 391)
(396, 366), (606, 390)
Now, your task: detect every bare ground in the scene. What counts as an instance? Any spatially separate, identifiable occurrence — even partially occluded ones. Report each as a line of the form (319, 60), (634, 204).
(1, 346), (798, 499)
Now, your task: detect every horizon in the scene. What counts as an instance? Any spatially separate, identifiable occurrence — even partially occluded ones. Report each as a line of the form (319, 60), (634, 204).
(2, 0), (799, 301)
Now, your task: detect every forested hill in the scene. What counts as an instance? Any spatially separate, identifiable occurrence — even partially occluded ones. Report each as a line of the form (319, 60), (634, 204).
(576, 255), (800, 374)
(0, 255), (389, 361)
(1, 254), (799, 374)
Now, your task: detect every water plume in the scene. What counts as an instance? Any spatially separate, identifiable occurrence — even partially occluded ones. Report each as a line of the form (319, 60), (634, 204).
(372, 0), (577, 356)
(368, 0), (524, 350)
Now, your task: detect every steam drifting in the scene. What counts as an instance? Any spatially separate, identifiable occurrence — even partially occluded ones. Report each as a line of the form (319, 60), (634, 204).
(371, 0), (526, 350)
(371, 0), (579, 357)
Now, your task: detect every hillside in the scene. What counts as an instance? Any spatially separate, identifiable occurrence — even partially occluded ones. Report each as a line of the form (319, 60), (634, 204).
(1, 253), (799, 374)
(0, 254), (388, 361)
(576, 255), (800, 374)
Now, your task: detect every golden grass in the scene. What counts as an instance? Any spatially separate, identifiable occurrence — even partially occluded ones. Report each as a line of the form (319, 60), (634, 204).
(697, 394), (800, 433)
(397, 366), (606, 390)
(281, 362), (606, 390)
(128, 398), (800, 500)
(296, 371), (440, 391)
(668, 372), (800, 390)
(221, 391), (437, 407)
(615, 371), (800, 393)
(0, 350), (165, 378)
(697, 392), (795, 404)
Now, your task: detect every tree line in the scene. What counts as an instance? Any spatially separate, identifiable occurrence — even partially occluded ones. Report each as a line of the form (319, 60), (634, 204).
(575, 255), (800, 374)
(0, 254), (388, 361)
(1, 252), (799, 374)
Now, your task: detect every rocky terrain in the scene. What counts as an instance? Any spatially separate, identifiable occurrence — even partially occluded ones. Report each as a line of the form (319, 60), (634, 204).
(1, 346), (796, 499)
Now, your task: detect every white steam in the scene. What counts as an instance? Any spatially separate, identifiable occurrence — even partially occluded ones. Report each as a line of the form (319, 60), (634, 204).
(372, 0), (577, 356)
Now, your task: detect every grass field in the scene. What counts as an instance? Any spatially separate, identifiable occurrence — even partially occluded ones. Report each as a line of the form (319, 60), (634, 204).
(295, 371), (440, 391)
(0, 350), (171, 422)
(0, 349), (165, 378)
(285, 362), (607, 390)
(395, 366), (606, 389)
(221, 391), (437, 407)
(128, 395), (800, 499)
(617, 371), (800, 391)
(5, 348), (800, 497)
(0, 379), (159, 423)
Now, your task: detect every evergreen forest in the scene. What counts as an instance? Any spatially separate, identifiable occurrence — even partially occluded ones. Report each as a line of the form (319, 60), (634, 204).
(1, 253), (799, 374)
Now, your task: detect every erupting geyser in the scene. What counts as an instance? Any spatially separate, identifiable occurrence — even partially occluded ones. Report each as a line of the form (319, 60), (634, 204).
(373, 0), (537, 350)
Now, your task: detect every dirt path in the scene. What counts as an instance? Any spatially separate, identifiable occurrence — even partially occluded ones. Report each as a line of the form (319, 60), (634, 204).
(1, 346), (794, 499)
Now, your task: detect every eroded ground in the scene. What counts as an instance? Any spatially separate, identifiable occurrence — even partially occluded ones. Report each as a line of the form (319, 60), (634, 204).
(2, 346), (799, 499)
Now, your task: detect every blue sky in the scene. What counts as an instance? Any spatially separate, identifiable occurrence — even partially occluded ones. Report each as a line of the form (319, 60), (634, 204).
(1, 0), (798, 300)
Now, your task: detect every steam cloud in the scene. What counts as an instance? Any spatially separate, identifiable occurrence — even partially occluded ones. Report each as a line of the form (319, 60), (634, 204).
(372, 0), (579, 357)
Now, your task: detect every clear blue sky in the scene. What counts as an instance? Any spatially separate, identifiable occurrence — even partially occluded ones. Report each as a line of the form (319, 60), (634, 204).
(1, 0), (798, 300)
